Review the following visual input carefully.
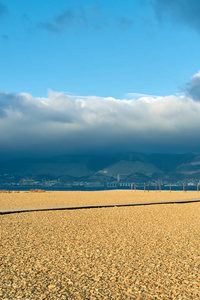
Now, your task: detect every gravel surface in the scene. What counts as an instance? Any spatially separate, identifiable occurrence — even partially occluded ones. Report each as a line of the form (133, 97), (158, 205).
(1, 192), (200, 299)
(0, 190), (200, 210)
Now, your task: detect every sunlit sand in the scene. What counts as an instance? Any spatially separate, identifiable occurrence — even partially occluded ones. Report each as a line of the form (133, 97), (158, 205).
(0, 190), (200, 210)
(1, 190), (200, 299)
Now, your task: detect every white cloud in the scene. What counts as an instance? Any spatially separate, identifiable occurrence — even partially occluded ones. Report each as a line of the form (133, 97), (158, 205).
(125, 92), (158, 99)
(0, 79), (200, 157)
(186, 71), (200, 101)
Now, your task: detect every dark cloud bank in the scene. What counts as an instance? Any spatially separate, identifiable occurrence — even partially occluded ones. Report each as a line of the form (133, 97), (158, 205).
(0, 72), (200, 159)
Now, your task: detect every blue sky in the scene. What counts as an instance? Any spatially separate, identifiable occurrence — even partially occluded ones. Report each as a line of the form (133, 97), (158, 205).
(1, 0), (200, 98)
(1, 0), (200, 158)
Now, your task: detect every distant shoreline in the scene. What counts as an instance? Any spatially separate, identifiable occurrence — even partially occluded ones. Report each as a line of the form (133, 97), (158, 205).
(0, 185), (199, 192)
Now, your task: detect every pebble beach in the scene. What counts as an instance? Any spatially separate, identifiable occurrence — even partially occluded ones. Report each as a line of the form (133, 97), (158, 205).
(1, 191), (200, 299)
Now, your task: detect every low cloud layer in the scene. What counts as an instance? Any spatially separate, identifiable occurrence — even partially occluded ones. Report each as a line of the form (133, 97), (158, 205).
(152, 0), (200, 32)
(1, 72), (200, 158)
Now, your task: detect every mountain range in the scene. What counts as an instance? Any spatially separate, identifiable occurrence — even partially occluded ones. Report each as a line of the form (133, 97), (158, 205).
(1, 152), (200, 187)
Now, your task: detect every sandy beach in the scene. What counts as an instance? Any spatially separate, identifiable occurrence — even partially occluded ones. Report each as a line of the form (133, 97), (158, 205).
(0, 190), (200, 210)
(1, 191), (200, 299)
